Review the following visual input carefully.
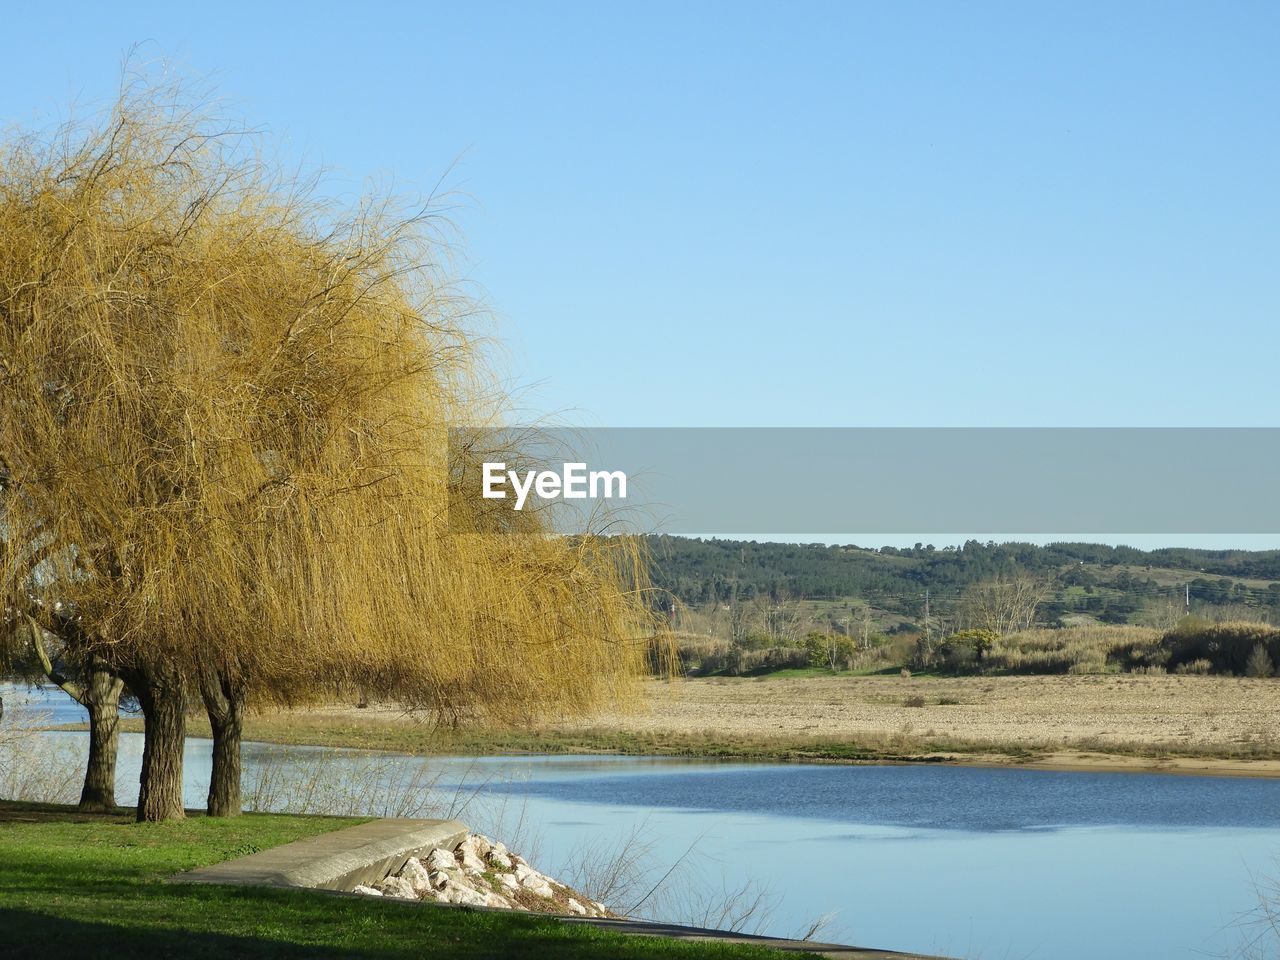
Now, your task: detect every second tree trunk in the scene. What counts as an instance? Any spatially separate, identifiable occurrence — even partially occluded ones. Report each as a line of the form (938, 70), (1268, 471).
(79, 667), (124, 812)
(128, 661), (188, 822)
(200, 667), (246, 817)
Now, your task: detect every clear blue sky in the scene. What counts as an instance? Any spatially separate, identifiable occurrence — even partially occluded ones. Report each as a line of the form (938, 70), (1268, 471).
(3, 1), (1276, 431)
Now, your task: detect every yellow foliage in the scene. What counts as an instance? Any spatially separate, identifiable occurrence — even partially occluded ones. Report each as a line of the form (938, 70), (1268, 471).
(0, 82), (661, 723)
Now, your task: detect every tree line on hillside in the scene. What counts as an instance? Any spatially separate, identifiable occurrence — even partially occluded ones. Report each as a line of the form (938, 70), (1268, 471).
(646, 536), (1280, 626)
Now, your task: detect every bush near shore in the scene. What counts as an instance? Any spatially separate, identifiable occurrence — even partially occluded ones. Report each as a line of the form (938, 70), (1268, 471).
(992, 619), (1280, 677)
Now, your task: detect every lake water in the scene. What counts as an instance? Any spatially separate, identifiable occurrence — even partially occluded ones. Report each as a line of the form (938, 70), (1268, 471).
(5, 683), (1280, 960)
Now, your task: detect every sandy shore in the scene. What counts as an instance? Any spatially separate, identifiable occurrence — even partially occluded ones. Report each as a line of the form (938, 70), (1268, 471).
(77, 673), (1280, 778)
(588, 674), (1280, 753)
(254, 673), (1280, 778)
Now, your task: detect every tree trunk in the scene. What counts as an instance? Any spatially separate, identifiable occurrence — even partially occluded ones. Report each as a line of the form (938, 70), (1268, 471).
(126, 661), (187, 822)
(200, 667), (246, 817)
(79, 667), (124, 812)
(22, 617), (124, 813)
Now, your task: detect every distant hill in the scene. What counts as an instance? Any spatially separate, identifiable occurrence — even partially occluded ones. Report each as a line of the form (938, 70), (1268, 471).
(644, 535), (1280, 629)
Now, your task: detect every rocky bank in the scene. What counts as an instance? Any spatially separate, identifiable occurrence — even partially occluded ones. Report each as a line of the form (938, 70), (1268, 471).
(351, 833), (613, 919)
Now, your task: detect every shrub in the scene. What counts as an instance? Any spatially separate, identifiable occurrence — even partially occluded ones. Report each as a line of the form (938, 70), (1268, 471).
(938, 644), (977, 673)
(886, 633), (920, 665)
(1067, 660), (1107, 675)
(912, 635), (936, 670)
(696, 645), (810, 676)
(1174, 659), (1211, 676)
(769, 647), (814, 672)
(903, 695), (926, 708)
(1162, 620), (1280, 676)
(944, 629), (999, 654)
(673, 636), (730, 675)
(1246, 643), (1275, 678)
(983, 625), (1161, 675)
(804, 632), (857, 671)
(936, 629), (999, 674)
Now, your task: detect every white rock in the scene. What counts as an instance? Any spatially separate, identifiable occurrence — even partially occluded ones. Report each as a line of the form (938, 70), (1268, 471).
(374, 875), (417, 900)
(522, 876), (554, 898)
(398, 857), (433, 894)
(425, 848), (457, 872)
(370, 834), (587, 914)
(428, 870), (452, 890)
(496, 873), (519, 892)
(513, 862), (556, 893)
(592, 901), (608, 914)
(446, 884), (489, 906)
(458, 848), (487, 876)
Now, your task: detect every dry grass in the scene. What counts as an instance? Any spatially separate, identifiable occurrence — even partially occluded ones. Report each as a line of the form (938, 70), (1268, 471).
(985, 624), (1163, 673)
(559, 821), (781, 935)
(584, 674), (1279, 755)
(0, 711), (81, 804)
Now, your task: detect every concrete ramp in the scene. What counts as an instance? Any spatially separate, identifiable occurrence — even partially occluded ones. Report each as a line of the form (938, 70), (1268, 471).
(173, 817), (468, 891)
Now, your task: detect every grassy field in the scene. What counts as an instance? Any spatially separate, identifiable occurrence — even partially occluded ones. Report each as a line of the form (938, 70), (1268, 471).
(0, 801), (812, 960)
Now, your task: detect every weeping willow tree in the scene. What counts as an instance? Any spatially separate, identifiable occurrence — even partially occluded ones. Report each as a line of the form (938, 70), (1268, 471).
(0, 82), (662, 821)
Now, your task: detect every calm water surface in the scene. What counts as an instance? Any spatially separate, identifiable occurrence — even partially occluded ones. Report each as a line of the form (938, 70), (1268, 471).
(6, 684), (1279, 960)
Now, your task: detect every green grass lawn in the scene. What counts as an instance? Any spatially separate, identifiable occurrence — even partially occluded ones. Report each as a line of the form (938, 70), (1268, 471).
(0, 801), (813, 959)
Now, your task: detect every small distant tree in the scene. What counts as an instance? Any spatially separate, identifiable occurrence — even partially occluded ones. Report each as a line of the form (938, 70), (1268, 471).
(936, 629), (998, 674)
(753, 593), (807, 645)
(858, 604), (873, 650)
(1246, 643), (1275, 678)
(727, 594), (752, 647)
(913, 634), (936, 670)
(805, 631), (855, 672)
(962, 576), (1049, 635)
